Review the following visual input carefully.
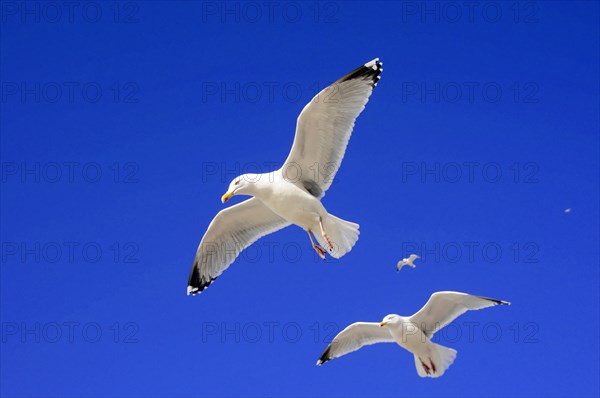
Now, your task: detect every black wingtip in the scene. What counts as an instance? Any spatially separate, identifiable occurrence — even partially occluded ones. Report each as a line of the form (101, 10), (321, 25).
(316, 345), (332, 366)
(477, 295), (511, 306)
(337, 58), (383, 88)
(187, 279), (215, 296)
(187, 265), (217, 296)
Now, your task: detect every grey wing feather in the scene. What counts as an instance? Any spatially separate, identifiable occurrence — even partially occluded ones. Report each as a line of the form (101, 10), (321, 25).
(409, 291), (510, 336)
(316, 322), (395, 365)
(187, 198), (290, 295)
(283, 58), (383, 198)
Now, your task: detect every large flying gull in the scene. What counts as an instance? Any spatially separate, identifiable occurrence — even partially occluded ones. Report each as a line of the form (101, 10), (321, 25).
(317, 292), (510, 377)
(187, 58), (383, 295)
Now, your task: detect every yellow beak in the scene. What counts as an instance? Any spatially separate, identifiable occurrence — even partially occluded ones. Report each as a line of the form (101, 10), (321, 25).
(380, 322), (387, 327)
(221, 190), (234, 203)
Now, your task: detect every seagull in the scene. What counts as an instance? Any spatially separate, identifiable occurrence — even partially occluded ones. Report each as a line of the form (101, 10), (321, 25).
(397, 254), (419, 272)
(564, 208), (572, 213)
(187, 58), (383, 295)
(316, 291), (510, 377)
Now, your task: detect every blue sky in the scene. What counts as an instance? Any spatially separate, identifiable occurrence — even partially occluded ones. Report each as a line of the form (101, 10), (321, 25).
(1, 1), (599, 397)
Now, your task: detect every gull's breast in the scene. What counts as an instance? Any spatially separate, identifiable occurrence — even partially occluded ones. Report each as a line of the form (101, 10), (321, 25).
(392, 321), (431, 355)
(259, 181), (325, 229)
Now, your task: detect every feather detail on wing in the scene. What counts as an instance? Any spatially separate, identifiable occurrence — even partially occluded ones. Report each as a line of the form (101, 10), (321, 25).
(187, 198), (290, 295)
(316, 322), (395, 365)
(409, 292), (510, 336)
(282, 58), (383, 198)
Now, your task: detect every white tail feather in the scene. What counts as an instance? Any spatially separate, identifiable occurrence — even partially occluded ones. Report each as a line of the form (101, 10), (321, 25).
(414, 344), (457, 378)
(316, 214), (359, 258)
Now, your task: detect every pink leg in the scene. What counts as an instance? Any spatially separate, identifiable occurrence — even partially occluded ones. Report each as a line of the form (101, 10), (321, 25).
(420, 359), (431, 375)
(319, 217), (334, 252)
(307, 229), (326, 260)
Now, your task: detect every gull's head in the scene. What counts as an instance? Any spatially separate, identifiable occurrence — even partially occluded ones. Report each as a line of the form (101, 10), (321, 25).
(380, 314), (400, 327)
(221, 174), (261, 203)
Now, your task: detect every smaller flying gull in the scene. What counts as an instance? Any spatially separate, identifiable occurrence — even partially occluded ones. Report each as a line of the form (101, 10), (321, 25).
(316, 291), (510, 377)
(397, 254), (419, 272)
(564, 208), (572, 213)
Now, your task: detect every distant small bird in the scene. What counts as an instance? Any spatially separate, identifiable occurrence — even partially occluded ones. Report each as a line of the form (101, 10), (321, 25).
(397, 254), (420, 272)
(316, 291), (510, 377)
(564, 208), (572, 213)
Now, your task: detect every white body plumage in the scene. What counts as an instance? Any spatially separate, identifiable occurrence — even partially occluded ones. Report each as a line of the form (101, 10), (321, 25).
(316, 292), (510, 378)
(187, 58), (382, 295)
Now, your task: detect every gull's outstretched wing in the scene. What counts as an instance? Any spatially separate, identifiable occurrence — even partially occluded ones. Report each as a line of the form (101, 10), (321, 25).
(282, 58), (383, 198)
(187, 198), (290, 295)
(408, 254), (419, 262)
(316, 322), (395, 365)
(409, 292), (510, 337)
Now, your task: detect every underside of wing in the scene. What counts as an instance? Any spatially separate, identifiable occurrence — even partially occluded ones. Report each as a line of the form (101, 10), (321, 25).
(316, 322), (395, 365)
(409, 292), (510, 336)
(187, 198), (290, 295)
(408, 254), (419, 262)
(283, 58), (383, 198)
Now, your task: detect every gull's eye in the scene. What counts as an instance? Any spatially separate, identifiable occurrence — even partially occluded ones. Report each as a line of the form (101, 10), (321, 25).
(234, 180), (240, 185)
